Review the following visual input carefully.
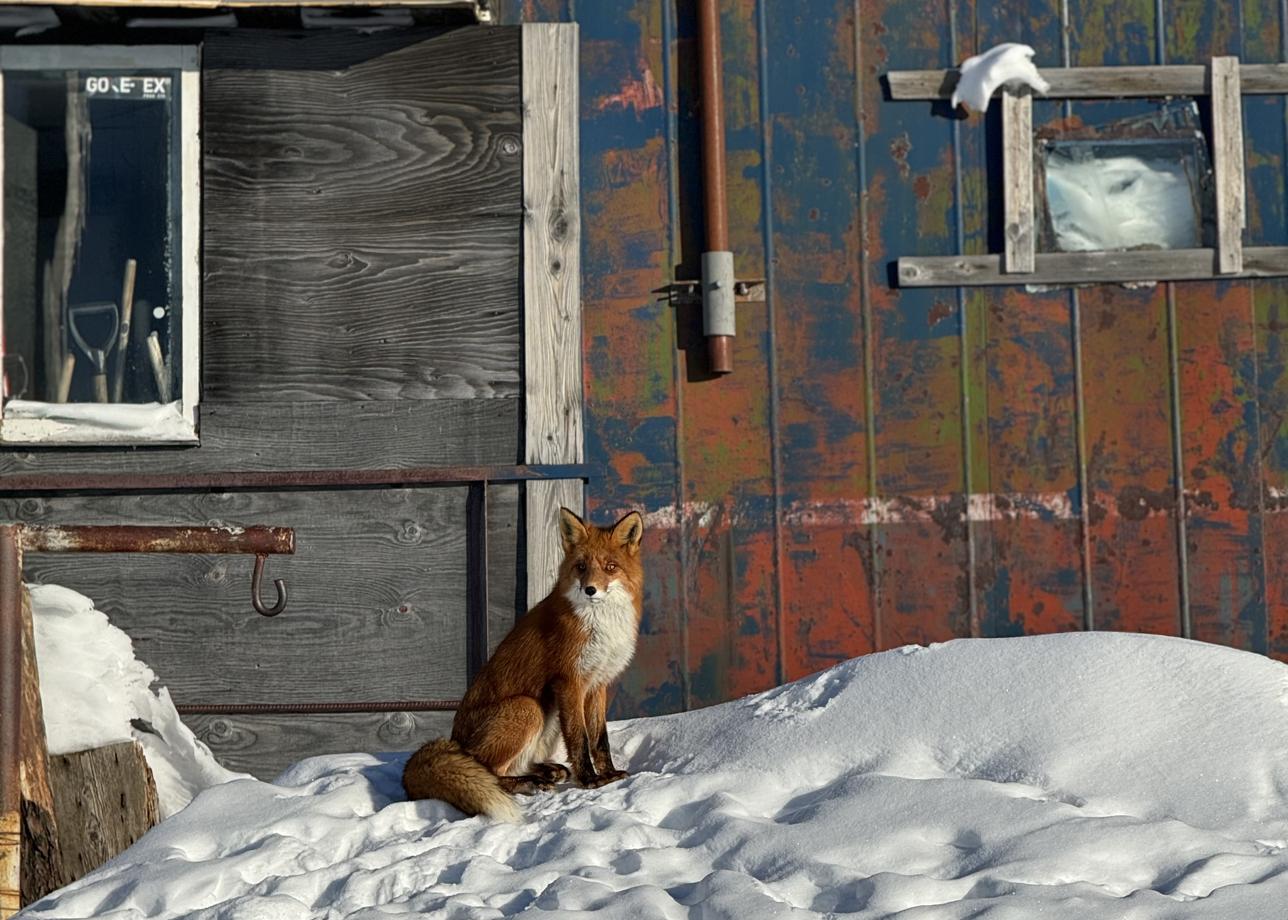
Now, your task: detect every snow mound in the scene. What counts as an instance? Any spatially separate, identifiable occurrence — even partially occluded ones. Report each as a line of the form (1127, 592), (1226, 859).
(29, 584), (248, 818)
(21, 632), (1288, 919)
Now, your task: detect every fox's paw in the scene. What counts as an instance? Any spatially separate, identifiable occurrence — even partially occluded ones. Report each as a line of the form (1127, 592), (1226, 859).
(584, 769), (630, 789)
(532, 762), (571, 785)
(499, 775), (556, 795)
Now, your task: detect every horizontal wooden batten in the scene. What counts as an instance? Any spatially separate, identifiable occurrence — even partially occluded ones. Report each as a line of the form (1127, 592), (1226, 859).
(898, 247), (1288, 287)
(184, 709), (456, 780)
(887, 62), (1288, 100)
(0, 463), (593, 495)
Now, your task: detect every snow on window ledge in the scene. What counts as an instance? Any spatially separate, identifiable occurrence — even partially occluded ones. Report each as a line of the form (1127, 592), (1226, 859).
(0, 398), (197, 444)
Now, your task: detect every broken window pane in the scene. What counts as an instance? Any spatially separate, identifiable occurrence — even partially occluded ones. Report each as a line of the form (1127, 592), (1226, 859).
(1036, 102), (1214, 254)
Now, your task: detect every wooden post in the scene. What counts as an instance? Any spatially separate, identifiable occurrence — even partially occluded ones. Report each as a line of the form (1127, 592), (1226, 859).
(522, 22), (584, 607)
(1, 527), (23, 920)
(1211, 55), (1245, 274)
(1002, 89), (1035, 273)
(48, 743), (158, 887)
(19, 588), (62, 906)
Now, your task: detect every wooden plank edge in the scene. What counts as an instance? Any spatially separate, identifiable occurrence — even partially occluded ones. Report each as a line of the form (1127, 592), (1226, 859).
(522, 23), (584, 608)
(1211, 56), (1246, 274)
(1001, 91), (1035, 274)
(888, 62), (1288, 100)
(897, 247), (1288, 287)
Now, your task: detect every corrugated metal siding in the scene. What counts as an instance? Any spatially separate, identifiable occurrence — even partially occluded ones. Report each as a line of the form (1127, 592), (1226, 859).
(503, 0), (1288, 716)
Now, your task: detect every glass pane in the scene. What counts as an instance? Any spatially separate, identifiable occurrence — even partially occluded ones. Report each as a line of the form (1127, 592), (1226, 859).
(1036, 102), (1215, 254)
(3, 65), (182, 407)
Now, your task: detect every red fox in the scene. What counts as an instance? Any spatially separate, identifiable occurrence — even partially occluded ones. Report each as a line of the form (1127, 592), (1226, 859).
(402, 506), (645, 821)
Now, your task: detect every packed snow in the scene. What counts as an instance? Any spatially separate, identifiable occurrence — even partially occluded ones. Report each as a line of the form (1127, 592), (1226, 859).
(19, 622), (1288, 919)
(29, 584), (246, 818)
(951, 42), (1049, 113)
(0, 399), (195, 443)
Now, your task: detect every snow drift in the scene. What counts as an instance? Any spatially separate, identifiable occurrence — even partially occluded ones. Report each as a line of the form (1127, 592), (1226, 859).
(20, 629), (1288, 919)
(29, 584), (246, 818)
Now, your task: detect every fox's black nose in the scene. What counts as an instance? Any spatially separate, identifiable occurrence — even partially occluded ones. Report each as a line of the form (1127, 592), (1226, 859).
(584, 585), (597, 597)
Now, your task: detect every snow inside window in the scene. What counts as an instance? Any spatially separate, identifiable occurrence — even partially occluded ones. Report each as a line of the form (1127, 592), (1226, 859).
(0, 46), (198, 444)
(1036, 102), (1214, 255)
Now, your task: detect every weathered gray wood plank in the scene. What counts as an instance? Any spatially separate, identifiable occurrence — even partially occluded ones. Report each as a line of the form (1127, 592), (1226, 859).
(185, 710), (454, 780)
(888, 62), (1288, 100)
(1002, 90), (1034, 274)
(1211, 57), (1246, 274)
(47, 742), (157, 888)
(487, 483), (521, 655)
(202, 233), (520, 402)
(522, 23), (583, 606)
(898, 246), (1288, 287)
(5, 489), (472, 704)
(202, 28), (522, 402)
(19, 588), (61, 906)
(0, 398), (519, 475)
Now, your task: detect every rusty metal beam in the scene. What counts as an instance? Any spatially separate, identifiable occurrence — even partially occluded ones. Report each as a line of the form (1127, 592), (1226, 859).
(0, 463), (593, 496)
(20, 525), (294, 556)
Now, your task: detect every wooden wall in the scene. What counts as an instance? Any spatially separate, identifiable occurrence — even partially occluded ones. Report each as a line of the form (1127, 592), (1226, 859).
(1, 26), (526, 778)
(497, 0), (1288, 718)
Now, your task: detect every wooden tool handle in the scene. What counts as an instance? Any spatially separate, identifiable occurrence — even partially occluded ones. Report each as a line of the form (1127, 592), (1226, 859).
(109, 259), (138, 403)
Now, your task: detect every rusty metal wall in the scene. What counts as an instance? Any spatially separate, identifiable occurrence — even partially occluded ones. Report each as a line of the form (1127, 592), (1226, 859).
(502, 0), (1288, 717)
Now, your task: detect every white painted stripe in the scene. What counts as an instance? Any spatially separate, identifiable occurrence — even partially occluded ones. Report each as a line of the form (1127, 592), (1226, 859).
(622, 487), (1278, 531)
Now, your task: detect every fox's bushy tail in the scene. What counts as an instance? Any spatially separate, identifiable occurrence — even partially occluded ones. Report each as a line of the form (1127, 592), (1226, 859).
(402, 738), (521, 822)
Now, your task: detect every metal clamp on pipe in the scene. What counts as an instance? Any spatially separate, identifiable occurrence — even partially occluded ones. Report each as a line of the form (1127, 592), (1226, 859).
(702, 250), (736, 373)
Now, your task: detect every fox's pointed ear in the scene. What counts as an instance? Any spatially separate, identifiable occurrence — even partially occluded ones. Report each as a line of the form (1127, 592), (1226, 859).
(558, 507), (589, 551)
(610, 510), (644, 553)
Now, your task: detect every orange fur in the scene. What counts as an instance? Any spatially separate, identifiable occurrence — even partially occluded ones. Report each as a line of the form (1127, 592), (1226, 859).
(402, 507), (644, 820)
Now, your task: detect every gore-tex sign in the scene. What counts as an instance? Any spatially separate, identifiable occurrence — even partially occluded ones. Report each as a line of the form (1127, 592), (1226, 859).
(83, 75), (171, 100)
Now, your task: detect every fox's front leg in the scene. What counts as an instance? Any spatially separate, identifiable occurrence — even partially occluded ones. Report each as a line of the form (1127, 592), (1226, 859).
(584, 684), (628, 785)
(553, 677), (599, 786)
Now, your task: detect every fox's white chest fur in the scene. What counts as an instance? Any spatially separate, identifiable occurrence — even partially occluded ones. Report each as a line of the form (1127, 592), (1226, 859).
(565, 582), (638, 688)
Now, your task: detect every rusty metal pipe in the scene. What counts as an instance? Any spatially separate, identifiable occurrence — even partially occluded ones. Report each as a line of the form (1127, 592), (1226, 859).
(0, 463), (593, 496)
(698, 0), (735, 374)
(20, 525), (294, 557)
(0, 526), (23, 918)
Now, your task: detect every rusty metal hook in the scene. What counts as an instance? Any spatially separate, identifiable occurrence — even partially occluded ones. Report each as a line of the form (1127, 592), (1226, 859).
(251, 553), (288, 617)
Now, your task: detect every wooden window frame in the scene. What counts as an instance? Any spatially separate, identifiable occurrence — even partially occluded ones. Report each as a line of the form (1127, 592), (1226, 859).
(887, 57), (1285, 288)
(0, 45), (201, 444)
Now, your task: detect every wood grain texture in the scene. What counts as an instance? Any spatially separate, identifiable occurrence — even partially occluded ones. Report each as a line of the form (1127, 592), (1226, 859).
(486, 483), (521, 656)
(47, 742), (158, 888)
(4, 489), (475, 704)
(899, 247), (1288, 287)
(522, 23), (583, 608)
(1211, 57), (1246, 274)
(526, 479), (582, 607)
(0, 399), (519, 475)
(185, 710), (454, 780)
(1002, 91), (1034, 274)
(202, 28), (522, 402)
(19, 588), (61, 907)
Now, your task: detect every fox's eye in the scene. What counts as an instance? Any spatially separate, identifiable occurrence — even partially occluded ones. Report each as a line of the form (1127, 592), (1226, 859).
(576, 561), (587, 573)
(604, 562), (618, 573)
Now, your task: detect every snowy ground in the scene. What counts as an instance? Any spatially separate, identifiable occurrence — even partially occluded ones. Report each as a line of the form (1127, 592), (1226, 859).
(21, 588), (1288, 919)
